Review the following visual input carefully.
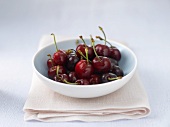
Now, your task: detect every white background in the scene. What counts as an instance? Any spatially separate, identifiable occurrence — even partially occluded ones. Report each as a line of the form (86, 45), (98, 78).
(0, 0), (170, 127)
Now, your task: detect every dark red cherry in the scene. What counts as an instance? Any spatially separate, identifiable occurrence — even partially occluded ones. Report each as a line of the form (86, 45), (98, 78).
(109, 58), (118, 66)
(47, 54), (56, 68)
(48, 66), (66, 79)
(51, 33), (67, 65)
(76, 44), (85, 58)
(92, 56), (111, 73)
(108, 58), (119, 71)
(89, 74), (101, 84)
(101, 73), (117, 83)
(112, 65), (124, 77)
(66, 55), (79, 71)
(68, 72), (78, 83)
(75, 79), (90, 85)
(53, 50), (67, 65)
(76, 44), (95, 60)
(75, 60), (94, 79)
(95, 44), (110, 57)
(47, 59), (55, 68)
(109, 47), (121, 61)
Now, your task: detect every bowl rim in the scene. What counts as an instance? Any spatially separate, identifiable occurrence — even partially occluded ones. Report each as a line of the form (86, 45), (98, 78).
(32, 38), (137, 88)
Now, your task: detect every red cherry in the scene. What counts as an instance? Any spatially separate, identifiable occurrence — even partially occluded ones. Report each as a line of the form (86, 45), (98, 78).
(75, 79), (90, 85)
(101, 73), (117, 83)
(95, 44), (110, 57)
(47, 54), (56, 68)
(92, 56), (111, 73)
(89, 74), (101, 84)
(53, 50), (67, 65)
(68, 72), (78, 83)
(76, 44), (85, 58)
(66, 55), (79, 71)
(48, 66), (66, 79)
(76, 44), (95, 60)
(51, 33), (67, 65)
(111, 65), (124, 77)
(109, 47), (121, 61)
(75, 60), (94, 79)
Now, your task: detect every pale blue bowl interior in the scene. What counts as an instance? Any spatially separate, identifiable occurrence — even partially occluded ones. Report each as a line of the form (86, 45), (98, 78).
(34, 39), (136, 78)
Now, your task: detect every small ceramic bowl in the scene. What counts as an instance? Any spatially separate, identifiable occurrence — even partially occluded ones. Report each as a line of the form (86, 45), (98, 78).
(33, 39), (137, 98)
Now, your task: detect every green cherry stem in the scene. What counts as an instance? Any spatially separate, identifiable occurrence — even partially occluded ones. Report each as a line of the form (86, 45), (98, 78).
(99, 26), (106, 45)
(85, 47), (89, 63)
(75, 39), (79, 46)
(78, 50), (92, 62)
(90, 35), (101, 60)
(96, 36), (114, 48)
(108, 76), (122, 81)
(56, 65), (60, 77)
(51, 33), (58, 51)
(79, 36), (87, 46)
(63, 79), (78, 85)
(47, 54), (54, 66)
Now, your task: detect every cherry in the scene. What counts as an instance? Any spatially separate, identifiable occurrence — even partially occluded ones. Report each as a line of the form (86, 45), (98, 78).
(109, 58), (118, 71)
(75, 48), (94, 79)
(48, 65), (66, 79)
(66, 55), (79, 71)
(75, 79), (90, 85)
(76, 36), (95, 60)
(92, 56), (111, 73)
(101, 73), (121, 83)
(51, 33), (67, 65)
(91, 36), (111, 73)
(109, 47), (121, 61)
(95, 44), (110, 57)
(47, 54), (56, 68)
(112, 65), (124, 77)
(68, 72), (78, 83)
(75, 60), (94, 79)
(97, 26), (121, 60)
(89, 74), (101, 84)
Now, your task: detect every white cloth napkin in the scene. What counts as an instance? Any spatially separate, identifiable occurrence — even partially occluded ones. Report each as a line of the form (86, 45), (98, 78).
(23, 35), (150, 122)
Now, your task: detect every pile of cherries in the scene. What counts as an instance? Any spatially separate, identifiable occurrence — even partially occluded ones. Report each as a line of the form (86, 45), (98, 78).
(47, 27), (124, 85)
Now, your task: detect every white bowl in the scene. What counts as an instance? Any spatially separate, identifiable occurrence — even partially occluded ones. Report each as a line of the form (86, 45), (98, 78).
(33, 39), (137, 98)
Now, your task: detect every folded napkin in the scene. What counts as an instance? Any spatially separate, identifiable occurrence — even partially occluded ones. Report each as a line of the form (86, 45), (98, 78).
(23, 35), (150, 122)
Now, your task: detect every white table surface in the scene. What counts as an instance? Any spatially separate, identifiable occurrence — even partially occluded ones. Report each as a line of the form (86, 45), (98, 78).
(0, 0), (170, 126)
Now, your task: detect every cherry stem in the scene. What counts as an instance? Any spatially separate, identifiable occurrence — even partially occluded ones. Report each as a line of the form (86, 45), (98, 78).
(66, 49), (75, 55)
(56, 65), (59, 77)
(90, 35), (100, 60)
(85, 47), (89, 63)
(78, 50), (92, 62)
(63, 79), (78, 85)
(76, 39), (79, 46)
(99, 26), (106, 45)
(47, 54), (54, 66)
(96, 36), (114, 47)
(108, 76), (122, 81)
(51, 33), (58, 51)
(79, 36), (87, 46)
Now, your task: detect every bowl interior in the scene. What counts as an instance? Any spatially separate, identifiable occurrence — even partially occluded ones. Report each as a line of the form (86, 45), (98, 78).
(34, 39), (136, 80)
